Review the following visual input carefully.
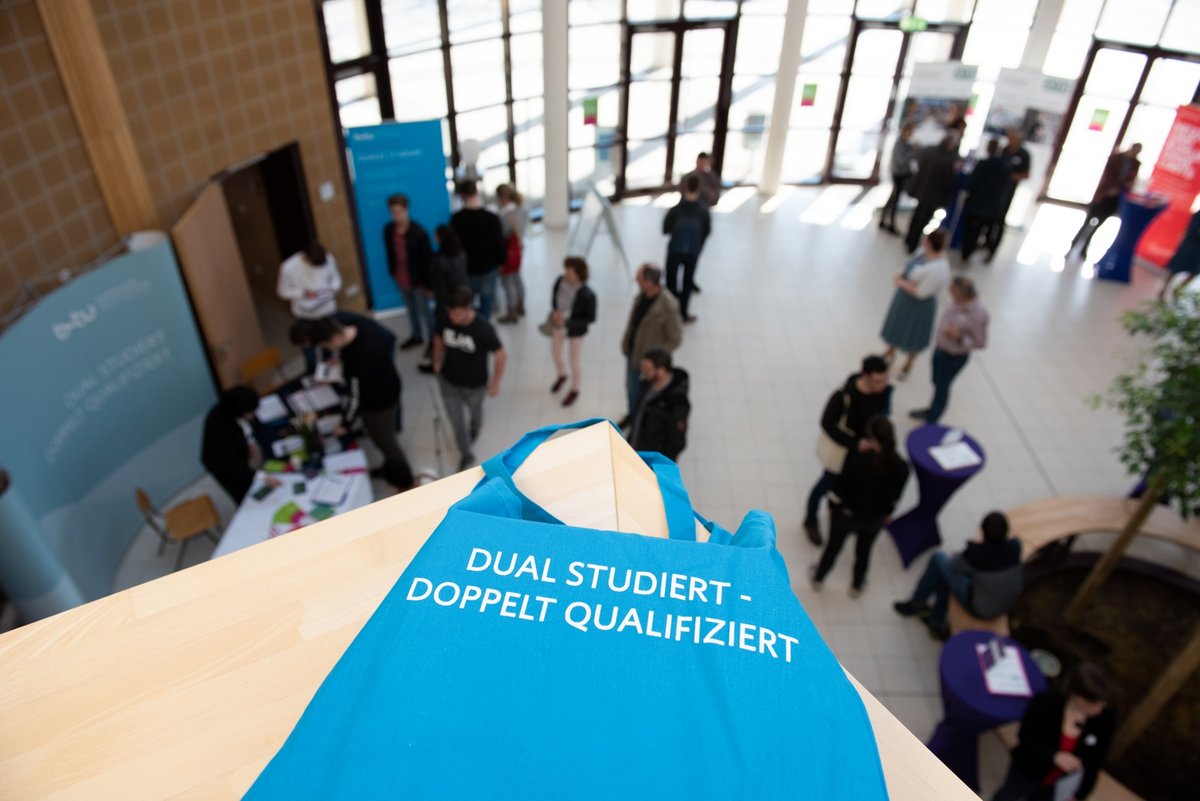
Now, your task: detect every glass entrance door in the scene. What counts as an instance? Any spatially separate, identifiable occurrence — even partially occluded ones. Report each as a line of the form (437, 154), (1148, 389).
(827, 19), (966, 183)
(617, 19), (736, 196)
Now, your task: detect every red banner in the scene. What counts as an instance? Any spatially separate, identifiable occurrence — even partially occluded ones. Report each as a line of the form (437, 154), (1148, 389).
(1137, 104), (1200, 268)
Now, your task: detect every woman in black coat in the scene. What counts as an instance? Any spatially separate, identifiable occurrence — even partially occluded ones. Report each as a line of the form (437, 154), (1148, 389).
(201, 385), (270, 503)
(992, 663), (1115, 801)
(810, 415), (909, 596)
(548, 256), (597, 408)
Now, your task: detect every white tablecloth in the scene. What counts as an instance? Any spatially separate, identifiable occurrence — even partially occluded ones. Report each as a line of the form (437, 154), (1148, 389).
(211, 450), (373, 559)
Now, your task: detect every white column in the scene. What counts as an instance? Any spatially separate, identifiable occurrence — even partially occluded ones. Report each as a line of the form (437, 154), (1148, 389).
(1021, 0), (1067, 72)
(542, 0), (570, 228)
(759, 0), (809, 195)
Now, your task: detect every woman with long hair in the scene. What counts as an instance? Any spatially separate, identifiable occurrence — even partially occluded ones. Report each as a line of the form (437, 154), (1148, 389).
(549, 256), (596, 407)
(810, 415), (910, 596)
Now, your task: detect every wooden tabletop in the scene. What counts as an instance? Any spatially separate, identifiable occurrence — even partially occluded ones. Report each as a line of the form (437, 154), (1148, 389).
(0, 423), (978, 800)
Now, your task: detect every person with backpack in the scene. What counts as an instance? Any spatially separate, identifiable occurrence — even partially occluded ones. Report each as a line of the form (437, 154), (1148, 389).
(662, 174), (711, 324)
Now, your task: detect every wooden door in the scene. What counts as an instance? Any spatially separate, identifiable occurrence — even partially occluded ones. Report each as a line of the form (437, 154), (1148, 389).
(171, 183), (265, 390)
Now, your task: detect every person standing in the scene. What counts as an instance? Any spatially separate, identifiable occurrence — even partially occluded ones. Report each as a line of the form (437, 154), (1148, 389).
(893, 511), (1022, 641)
(905, 134), (960, 254)
(1069, 143), (1143, 261)
(450, 180), (505, 320)
(961, 139), (1012, 263)
(880, 123), (917, 234)
(495, 184), (528, 324)
(628, 348), (690, 461)
(662, 174), (711, 324)
(549, 257), (597, 408)
(277, 242), (341, 371)
(803, 356), (893, 545)
(987, 128), (1032, 261)
(201, 386), (278, 503)
(383, 194), (434, 350)
(911, 276), (989, 424)
(1158, 208), (1200, 303)
(432, 287), (507, 471)
(313, 317), (413, 491)
(619, 264), (684, 424)
(881, 229), (952, 379)
(682, 151), (721, 208)
(991, 663), (1115, 801)
(809, 415), (909, 597)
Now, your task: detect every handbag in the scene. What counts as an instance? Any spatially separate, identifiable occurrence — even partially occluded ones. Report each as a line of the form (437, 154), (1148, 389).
(244, 420), (890, 800)
(537, 314), (555, 336)
(816, 390), (853, 474)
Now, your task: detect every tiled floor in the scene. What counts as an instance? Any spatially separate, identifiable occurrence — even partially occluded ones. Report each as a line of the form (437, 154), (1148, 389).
(116, 185), (1167, 797)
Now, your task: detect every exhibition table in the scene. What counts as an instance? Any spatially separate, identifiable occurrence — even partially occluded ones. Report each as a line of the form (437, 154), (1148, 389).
(888, 424), (986, 567)
(927, 631), (1047, 790)
(1095, 193), (1167, 283)
(0, 423), (978, 800)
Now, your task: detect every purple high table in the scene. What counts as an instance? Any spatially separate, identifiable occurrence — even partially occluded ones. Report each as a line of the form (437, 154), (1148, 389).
(927, 632), (1047, 790)
(1095, 193), (1167, 284)
(887, 424), (986, 568)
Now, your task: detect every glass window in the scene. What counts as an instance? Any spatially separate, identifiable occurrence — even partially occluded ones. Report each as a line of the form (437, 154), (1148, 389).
(962, 24), (1031, 80)
(854, 0), (907, 20)
(513, 97), (545, 159)
(1122, 104), (1178, 181)
(1056, 0), (1105, 33)
(677, 78), (721, 132)
(914, 0), (976, 24)
(447, 0), (503, 44)
(382, 0), (441, 55)
(969, 0), (1038, 24)
(1047, 96), (1131, 202)
(1042, 30), (1092, 79)
(803, 0), (852, 13)
(569, 24), (621, 89)
(514, 157), (546, 205)
(511, 32), (544, 99)
(685, 0), (738, 17)
(736, 15), (786, 75)
(799, 15), (850, 74)
(455, 104), (510, 169)
(847, 28), (903, 78)
(323, 0), (372, 64)
(568, 88), (621, 149)
(569, 0), (622, 25)
(1160, 0), (1200, 53)
(681, 28), (725, 78)
(627, 0), (682, 21)
(1139, 58), (1200, 107)
(1095, 0), (1172, 46)
(336, 73), (382, 128)
(790, 74), (840, 128)
(451, 39), (507, 111)
(569, 146), (617, 197)
(627, 81), (674, 139)
(390, 51), (449, 120)
(781, 129), (831, 183)
(509, 0), (542, 34)
(631, 31), (676, 79)
(1084, 48), (1148, 99)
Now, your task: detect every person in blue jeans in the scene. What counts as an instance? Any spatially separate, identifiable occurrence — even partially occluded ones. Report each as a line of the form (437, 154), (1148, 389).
(383, 193), (434, 350)
(893, 511), (1022, 640)
(662, 174), (711, 324)
(617, 265), (683, 425)
(911, 276), (989, 424)
(450, 180), (505, 320)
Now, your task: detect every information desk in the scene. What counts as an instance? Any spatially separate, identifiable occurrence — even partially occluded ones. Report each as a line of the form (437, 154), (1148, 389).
(0, 424), (978, 800)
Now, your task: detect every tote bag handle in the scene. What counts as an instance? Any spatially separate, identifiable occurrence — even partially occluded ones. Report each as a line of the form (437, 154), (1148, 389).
(478, 418), (700, 541)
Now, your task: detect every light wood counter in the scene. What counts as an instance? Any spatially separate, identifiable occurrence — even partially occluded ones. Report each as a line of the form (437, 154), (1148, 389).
(0, 423), (978, 799)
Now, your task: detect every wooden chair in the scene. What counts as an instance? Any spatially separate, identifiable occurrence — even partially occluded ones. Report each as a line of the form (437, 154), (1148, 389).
(947, 595), (1011, 637)
(135, 489), (222, 571)
(239, 346), (284, 390)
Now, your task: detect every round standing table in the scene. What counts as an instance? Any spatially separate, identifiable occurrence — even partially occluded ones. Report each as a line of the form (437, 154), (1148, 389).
(1095, 192), (1167, 283)
(926, 631), (1047, 790)
(886, 424), (985, 568)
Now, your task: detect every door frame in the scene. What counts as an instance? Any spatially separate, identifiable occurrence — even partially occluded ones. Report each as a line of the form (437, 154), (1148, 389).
(614, 16), (739, 199)
(824, 17), (969, 184)
(1040, 38), (1200, 206)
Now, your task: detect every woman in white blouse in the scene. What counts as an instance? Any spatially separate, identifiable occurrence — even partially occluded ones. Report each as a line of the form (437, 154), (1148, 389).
(880, 229), (952, 379)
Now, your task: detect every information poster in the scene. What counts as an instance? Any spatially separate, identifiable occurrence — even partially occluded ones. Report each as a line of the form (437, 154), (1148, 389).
(346, 121), (452, 311)
(900, 62), (978, 147)
(1137, 104), (1200, 269)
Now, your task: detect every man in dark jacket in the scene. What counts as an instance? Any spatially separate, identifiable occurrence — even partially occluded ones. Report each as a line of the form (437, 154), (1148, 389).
(662, 174), (711, 324)
(804, 355), (893, 545)
(629, 348), (690, 461)
(905, 134), (960, 254)
(313, 316), (413, 490)
(619, 265), (684, 421)
(893, 511), (1022, 640)
(384, 193), (434, 350)
(1069, 143), (1142, 260)
(201, 385), (276, 503)
(450, 180), (506, 320)
(961, 139), (1012, 263)
(988, 128), (1032, 260)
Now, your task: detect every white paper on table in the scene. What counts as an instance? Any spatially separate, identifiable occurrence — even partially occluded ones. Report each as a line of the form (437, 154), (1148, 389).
(287, 391), (314, 415)
(314, 361), (344, 385)
(311, 473), (352, 506)
(940, 427), (964, 445)
(316, 415), (341, 435)
(255, 394), (288, 423)
(305, 385), (341, 410)
(977, 642), (1032, 697)
(929, 441), (982, 471)
(321, 435), (344, 454)
(271, 435), (305, 458)
(323, 449), (368, 474)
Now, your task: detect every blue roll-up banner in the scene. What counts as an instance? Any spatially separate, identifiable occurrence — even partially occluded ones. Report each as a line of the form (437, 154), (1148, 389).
(0, 238), (215, 618)
(346, 120), (452, 311)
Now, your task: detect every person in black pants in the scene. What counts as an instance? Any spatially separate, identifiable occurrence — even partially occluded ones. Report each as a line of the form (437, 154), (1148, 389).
(662, 174), (711, 324)
(961, 139), (1012, 263)
(313, 316), (413, 491)
(548, 256), (597, 408)
(628, 348), (691, 461)
(905, 134), (960, 254)
(450, 180), (506, 320)
(992, 663), (1115, 801)
(1068, 144), (1142, 261)
(809, 415), (909, 597)
(201, 385), (278, 503)
(880, 123), (916, 234)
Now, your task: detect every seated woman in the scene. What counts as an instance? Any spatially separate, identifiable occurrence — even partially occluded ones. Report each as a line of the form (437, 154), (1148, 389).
(201, 386), (276, 503)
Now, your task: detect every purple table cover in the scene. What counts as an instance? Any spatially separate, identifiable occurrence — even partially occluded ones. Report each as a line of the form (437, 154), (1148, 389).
(926, 631), (1047, 790)
(1095, 193), (1166, 284)
(886, 425), (985, 567)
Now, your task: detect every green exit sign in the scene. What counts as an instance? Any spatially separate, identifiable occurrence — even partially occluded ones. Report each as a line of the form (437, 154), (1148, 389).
(899, 15), (927, 32)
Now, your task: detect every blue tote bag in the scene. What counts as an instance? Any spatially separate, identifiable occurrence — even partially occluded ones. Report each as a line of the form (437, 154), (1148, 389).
(245, 420), (890, 800)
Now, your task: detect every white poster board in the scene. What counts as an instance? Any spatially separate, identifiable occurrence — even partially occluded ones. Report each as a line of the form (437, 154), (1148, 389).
(900, 62), (979, 147)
